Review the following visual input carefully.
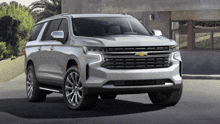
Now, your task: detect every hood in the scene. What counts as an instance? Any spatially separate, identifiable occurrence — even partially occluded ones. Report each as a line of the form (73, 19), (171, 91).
(80, 35), (177, 47)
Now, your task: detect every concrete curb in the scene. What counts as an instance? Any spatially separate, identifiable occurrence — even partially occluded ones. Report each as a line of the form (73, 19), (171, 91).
(182, 74), (220, 80)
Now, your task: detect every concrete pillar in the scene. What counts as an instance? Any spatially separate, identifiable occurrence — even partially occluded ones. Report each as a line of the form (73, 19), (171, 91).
(187, 20), (195, 50)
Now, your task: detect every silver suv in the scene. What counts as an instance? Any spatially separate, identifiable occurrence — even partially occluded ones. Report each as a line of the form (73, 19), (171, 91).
(25, 13), (182, 110)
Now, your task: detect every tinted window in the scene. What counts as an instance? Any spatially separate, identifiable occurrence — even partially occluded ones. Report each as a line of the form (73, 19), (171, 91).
(58, 19), (69, 41)
(72, 17), (151, 36)
(29, 23), (44, 41)
(42, 19), (61, 41)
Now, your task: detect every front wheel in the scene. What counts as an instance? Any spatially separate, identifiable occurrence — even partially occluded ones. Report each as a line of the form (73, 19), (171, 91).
(63, 66), (98, 110)
(148, 85), (183, 106)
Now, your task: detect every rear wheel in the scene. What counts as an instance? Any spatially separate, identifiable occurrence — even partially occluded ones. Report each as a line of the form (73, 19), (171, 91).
(26, 65), (46, 102)
(100, 94), (117, 99)
(148, 85), (182, 106)
(63, 66), (98, 110)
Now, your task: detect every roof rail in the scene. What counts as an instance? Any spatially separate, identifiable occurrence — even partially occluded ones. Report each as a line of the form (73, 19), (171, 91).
(55, 13), (70, 16)
(122, 12), (127, 15)
(38, 13), (70, 22)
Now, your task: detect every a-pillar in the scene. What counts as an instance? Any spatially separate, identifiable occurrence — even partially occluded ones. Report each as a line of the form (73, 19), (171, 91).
(187, 20), (195, 50)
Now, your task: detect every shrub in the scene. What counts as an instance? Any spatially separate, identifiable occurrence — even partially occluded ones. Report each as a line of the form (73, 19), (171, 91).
(10, 55), (16, 60)
(17, 39), (27, 56)
(0, 42), (8, 60)
(0, 1), (35, 56)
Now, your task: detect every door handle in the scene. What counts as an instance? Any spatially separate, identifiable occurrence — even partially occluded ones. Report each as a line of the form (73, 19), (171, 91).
(38, 47), (41, 51)
(50, 46), (53, 50)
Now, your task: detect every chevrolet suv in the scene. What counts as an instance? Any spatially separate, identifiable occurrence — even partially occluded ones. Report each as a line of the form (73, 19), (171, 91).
(25, 13), (182, 110)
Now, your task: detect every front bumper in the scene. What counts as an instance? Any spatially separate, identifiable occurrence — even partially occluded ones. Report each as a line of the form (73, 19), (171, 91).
(83, 52), (182, 94)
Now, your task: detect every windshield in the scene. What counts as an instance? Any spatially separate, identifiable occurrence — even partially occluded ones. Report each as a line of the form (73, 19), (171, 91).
(72, 17), (151, 36)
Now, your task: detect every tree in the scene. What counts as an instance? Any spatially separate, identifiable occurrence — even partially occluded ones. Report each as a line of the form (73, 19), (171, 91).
(0, 1), (35, 56)
(29, 0), (61, 22)
(0, 16), (20, 48)
(0, 1), (35, 36)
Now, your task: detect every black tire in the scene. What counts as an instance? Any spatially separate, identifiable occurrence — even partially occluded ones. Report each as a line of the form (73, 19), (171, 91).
(148, 84), (183, 106)
(100, 94), (117, 99)
(26, 65), (46, 102)
(63, 66), (98, 110)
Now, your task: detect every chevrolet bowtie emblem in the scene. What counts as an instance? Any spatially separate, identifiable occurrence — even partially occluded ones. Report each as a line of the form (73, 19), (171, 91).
(135, 52), (148, 56)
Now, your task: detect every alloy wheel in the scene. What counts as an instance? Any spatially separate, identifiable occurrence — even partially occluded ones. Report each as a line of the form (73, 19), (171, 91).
(26, 70), (34, 98)
(65, 72), (83, 107)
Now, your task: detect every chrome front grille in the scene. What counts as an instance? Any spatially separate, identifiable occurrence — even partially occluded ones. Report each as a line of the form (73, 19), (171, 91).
(102, 56), (171, 69)
(101, 46), (172, 69)
(106, 46), (169, 52)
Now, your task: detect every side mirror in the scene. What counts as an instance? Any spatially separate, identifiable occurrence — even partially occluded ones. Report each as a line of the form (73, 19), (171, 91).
(51, 30), (65, 42)
(152, 29), (162, 36)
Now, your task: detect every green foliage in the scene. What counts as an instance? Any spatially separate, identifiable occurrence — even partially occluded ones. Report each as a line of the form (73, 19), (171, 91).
(10, 55), (16, 60)
(179, 20), (220, 27)
(0, 42), (8, 60)
(0, 42), (14, 60)
(0, 16), (20, 48)
(0, 1), (35, 35)
(29, 0), (61, 22)
(0, 1), (35, 58)
(195, 39), (211, 49)
(17, 39), (27, 56)
(6, 44), (13, 57)
(194, 21), (220, 27)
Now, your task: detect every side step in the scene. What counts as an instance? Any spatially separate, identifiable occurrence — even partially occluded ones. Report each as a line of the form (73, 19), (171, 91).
(39, 87), (61, 93)
(39, 84), (63, 93)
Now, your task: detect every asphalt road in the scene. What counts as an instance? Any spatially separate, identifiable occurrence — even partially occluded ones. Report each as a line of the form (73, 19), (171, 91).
(0, 73), (219, 124)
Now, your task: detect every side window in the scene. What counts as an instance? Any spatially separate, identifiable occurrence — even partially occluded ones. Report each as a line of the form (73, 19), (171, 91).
(41, 19), (61, 41)
(58, 19), (69, 41)
(29, 23), (44, 41)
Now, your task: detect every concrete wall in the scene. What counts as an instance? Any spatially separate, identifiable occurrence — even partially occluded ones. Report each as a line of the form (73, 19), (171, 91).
(61, 0), (220, 38)
(62, 0), (83, 14)
(172, 9), (220, 21)
(143, 11), (171, 38)
(62, 0), (220, 14)
(181, 50), (220, 74)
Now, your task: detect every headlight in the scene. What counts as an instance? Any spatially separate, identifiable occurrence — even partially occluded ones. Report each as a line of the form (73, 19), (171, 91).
(173, 51), (181, 61)
(170, 45), (179, 51)
(87, 52), (103, 64)
(83, 46), (105, 54)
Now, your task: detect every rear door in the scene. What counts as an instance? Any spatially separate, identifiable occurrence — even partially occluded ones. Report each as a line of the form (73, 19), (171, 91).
(26, 22), (45, 75)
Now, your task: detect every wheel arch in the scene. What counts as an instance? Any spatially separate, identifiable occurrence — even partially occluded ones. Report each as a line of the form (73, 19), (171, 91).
(66, 55), (80, 71)
(26, 59), (34, 74)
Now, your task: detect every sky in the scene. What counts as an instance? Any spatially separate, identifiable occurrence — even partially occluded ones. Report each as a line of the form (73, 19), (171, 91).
(0, 0), (38, 7)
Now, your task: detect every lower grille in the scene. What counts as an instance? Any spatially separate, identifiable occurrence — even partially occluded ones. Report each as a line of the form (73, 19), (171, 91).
(106, 79), (171, 86)
(102, 56), (171, 69)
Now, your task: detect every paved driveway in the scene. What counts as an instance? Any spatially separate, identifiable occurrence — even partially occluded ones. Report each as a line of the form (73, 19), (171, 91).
(0, 73), (220, 124)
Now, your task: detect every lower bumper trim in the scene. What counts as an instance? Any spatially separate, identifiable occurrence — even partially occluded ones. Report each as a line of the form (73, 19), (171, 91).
(83, 83), (182, 95)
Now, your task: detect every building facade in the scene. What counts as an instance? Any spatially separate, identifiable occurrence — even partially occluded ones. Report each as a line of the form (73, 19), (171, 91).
(62, 0), (220, 50)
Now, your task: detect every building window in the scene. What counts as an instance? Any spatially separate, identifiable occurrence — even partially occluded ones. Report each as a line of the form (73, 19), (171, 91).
(195, 32), (211, 49)
(172, 21), (220, 50)
(194, 21), (220, 50)
(214, 32), (220, 49)
(172, 21), (187, 49)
